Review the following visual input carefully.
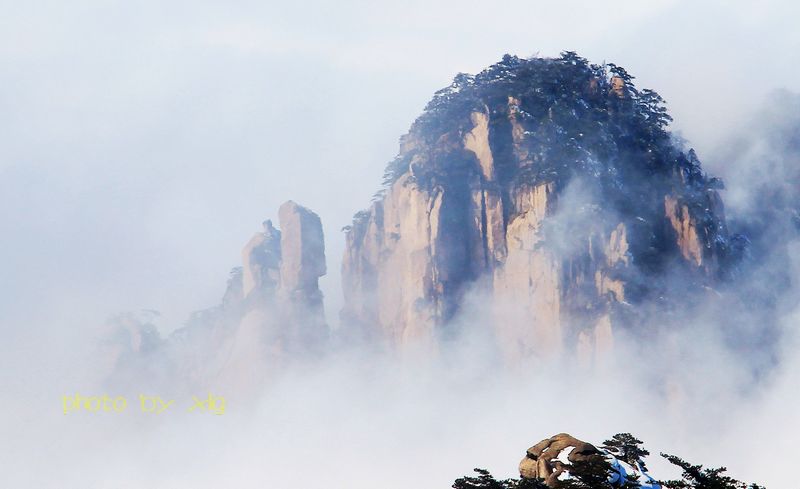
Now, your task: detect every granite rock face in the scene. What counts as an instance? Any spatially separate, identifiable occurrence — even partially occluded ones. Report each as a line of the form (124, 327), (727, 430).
(341, 54), (733, 360)
(277, 201), (327, 329)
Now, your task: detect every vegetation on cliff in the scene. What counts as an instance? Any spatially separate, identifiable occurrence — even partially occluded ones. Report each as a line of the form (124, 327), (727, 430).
(381, 51), (716, 202)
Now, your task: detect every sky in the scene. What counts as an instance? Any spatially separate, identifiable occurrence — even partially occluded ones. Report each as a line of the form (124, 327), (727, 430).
(2, 1), (800, 488)
(1, 0), (799, 333)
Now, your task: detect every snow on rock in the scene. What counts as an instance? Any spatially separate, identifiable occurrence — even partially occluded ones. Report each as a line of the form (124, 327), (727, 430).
(519, 433), (661, 488)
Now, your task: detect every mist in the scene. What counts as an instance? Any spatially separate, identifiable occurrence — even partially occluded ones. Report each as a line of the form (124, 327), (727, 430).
(1, 1), (799, 488)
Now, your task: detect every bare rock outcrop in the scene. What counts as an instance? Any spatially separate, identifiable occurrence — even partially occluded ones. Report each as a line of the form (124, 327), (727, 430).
(222, 201), (327, 379)
(518, 433), (661, 488)
(519, 433), (603, 485)
(278, 201), (326, 313)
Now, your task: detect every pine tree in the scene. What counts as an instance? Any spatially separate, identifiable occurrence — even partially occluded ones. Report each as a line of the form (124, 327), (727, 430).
(554, 456), (639, 489)
(603, 433), (651, 470)
(453, 469), (511, 489)
(660, 453), (765, 489)
(452, 468), (548, 489)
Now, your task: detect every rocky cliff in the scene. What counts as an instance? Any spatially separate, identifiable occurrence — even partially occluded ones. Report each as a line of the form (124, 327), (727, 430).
(208, 201), (327, 390)
(342, 53), (735, 360)
(236, 200), (327, 348)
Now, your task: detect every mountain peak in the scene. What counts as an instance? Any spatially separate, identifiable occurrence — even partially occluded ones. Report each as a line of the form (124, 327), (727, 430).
(342, 52), (735, 360)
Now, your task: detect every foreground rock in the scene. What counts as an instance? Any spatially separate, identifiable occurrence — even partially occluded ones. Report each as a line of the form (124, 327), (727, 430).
(519, 433), (659, 488)
(455, 432), (764, 488)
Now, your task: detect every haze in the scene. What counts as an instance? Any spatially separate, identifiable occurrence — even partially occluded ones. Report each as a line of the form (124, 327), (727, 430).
(1, 1), (799, 488)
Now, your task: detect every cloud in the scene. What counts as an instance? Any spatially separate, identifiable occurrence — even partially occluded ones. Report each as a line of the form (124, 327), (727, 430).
(1, 1), (799, 487)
